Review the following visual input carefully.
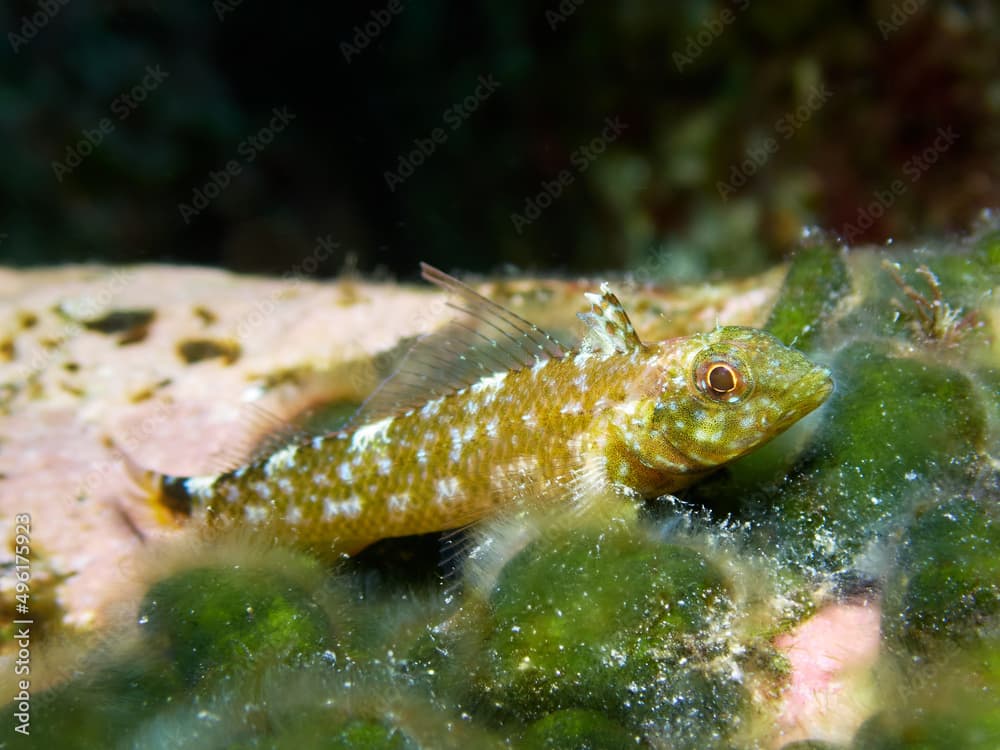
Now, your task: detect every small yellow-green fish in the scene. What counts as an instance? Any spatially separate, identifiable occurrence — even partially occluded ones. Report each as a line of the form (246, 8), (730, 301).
(151, 264), (833, 553)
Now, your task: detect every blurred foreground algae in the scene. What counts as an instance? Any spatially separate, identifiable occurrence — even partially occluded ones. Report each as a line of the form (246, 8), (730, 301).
(3, 223), (999, 748)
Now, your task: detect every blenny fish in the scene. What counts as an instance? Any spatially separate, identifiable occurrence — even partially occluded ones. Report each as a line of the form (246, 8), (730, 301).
(148, 264), (833, 553)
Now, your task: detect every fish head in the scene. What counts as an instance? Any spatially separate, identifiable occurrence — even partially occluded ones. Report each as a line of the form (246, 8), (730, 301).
(634, 327), (833, 477)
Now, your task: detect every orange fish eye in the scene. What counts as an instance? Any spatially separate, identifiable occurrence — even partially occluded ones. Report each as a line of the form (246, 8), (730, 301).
(695, 358), (748, 401)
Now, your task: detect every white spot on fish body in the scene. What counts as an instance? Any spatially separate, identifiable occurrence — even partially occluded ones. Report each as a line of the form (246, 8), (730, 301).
(560, 401), (582, 415)
(323, 496), (362, 520)
(350, 417), (394, 452)
(285, 504), (303, 525)
(245, 505), (269, 523)
(265, 444), (298, 473)
(472, 371), (507, 393)
(387, 494), (410, 513)
(521, 411), (536, 427)
(435, 477), (460, 503)
(377, 457), (392, 476)
(531, 358), (548, 376)
(490, 466), (509, 494)
(338, 463), (353, 483)
(619, 401), (640, 416)
(313, 471), (331, 487)
(185, 474), (220, 498)
(449, 427), (464, 462)
(694, 427), (724, 444)
(485, 418), (499, 437)
(251, 481), (272, 500)
(277, 477), (294, 494)
(463, 423), (477, 441)
(514, 456), (538, 476)
(311, 436), (325, 450)
(416, 447), (429, 465)
(421, 399), (442, 418)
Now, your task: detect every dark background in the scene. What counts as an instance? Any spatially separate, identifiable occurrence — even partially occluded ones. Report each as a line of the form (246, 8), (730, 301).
(1, 0), (997, 280)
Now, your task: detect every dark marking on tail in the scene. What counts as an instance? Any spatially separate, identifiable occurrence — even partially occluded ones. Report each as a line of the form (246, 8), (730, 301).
(160, 476), (194, 516)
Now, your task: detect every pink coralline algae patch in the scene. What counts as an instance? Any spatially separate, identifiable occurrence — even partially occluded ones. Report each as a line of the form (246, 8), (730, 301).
(773, 600), (882, 746)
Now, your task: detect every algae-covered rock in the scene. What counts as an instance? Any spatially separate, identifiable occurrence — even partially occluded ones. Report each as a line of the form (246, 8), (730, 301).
(761, 340), (987, 572)
(138, 563), (337, 685)
(883, 493), (1000, 655)
(473, 523), (745, 746)
(853, 635), (1000, 750)
(266, 717), (414, 750)
(766, 242), (850, 351)
(1, 652), (182, 750)
(517, 708), (644, 749)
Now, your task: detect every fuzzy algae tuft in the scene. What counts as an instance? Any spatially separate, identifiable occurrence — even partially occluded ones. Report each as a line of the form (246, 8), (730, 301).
(479, 525), (742, 737)
(139, 564), (337, 685)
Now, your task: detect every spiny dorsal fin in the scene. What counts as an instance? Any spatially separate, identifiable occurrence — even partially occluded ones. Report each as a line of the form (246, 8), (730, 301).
(349, 264), (567, 426)
(578, 283), (644, 355)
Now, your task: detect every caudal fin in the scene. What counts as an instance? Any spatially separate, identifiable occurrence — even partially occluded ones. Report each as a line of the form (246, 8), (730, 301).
(118, 444), (193, 525)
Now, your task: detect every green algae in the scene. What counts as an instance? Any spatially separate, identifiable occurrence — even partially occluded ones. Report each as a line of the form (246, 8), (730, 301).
(254, 716), (415, 750)
(517, 708), (644, 749)
(139, 563), (338, 685)
(468, 524), (746, 746)
(883, 493), (1000, 655)
(766, 242), (850, 351)
(321, 720), (413, 750)
(855, 635), (1000, 750)
(975, 228), (1000, 273)
(2, 651), (182, 750)
(766, 340), (986, 571)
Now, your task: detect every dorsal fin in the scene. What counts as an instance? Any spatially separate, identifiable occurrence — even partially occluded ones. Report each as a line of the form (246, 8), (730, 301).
(349, 263), (567, 426)
(578, 283), (644, 355)
(174, 401), (313, 476)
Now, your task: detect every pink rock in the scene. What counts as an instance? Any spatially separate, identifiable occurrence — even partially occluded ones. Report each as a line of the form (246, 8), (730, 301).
(772, 600), (882, 746)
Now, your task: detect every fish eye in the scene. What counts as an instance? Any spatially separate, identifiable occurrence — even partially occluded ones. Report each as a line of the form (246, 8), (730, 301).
(707, 363), (736, 393)
(694, 356), (750, 402)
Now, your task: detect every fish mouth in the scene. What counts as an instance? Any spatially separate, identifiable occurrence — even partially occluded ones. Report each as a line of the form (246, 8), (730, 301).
(777, 365), (834, 427)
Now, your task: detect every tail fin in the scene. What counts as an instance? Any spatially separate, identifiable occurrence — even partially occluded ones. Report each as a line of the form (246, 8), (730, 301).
(118, 445), (193, 525)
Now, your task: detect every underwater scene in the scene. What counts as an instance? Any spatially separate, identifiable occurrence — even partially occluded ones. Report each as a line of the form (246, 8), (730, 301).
(1, 2), (999, 748)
